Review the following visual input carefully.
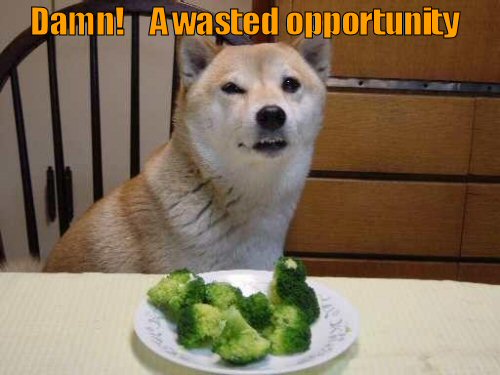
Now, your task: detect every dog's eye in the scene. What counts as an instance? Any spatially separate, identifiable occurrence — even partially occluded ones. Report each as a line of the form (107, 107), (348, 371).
(282, 77), (301, 93)
(221, 82), (246, 95)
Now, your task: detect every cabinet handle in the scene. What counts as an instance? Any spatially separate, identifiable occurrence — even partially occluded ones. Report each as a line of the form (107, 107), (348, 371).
(64, 167), (74, 223)
(46, 167), (56, 222)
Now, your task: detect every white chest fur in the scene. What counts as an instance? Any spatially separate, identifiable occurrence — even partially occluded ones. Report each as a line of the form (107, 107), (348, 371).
(159, 147), (312, 273)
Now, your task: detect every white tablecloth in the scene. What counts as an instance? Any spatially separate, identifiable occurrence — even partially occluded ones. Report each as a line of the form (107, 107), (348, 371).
(1, 273), (499, 374)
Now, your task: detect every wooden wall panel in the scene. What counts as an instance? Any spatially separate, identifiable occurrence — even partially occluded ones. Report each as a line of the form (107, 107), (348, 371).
(462, 184), (500, 258)
(312, 93), (474, 174)
(470, 99), (500, 176)
(286, 179), (465, 256)
(298, 257), (458, 280)
(458, 263), (500, 285)
(279, 0), (500, 83)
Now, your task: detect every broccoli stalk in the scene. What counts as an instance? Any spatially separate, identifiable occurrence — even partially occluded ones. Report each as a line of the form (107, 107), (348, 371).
(270, 257), (320, 324)
(212, 306), (270, 365)
(177, 303), (225, 348)
(147, 269), (205, 320)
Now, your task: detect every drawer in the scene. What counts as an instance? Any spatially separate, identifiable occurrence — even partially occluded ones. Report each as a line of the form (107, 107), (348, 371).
(470, 99), (500, 176)
(295, 257), (458, 280)
(458, 263), (500, 285)
(286, 178), (465, 256)
(312, 93), (474, 174)
(278, 0), (500, 83)
(462, 184), (500, 258)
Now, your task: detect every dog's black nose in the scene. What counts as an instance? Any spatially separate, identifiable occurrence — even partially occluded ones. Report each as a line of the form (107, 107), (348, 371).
(256, 106), (286, 131)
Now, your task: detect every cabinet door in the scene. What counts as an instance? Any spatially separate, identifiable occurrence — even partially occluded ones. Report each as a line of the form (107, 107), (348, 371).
(286, 178), (466, 257)
(313, 93), (474, 174)
(1, 0), (59, 261)
(278, 0), (500, 83)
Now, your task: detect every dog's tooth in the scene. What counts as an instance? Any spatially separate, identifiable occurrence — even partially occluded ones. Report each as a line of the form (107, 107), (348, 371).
(256, 137), (287, 146)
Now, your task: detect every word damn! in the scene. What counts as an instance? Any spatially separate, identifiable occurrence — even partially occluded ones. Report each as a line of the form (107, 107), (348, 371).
(31, 6), (461, 39)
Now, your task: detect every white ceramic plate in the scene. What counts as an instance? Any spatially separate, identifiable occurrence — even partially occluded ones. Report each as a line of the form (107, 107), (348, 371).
(134, 270), (359, 374)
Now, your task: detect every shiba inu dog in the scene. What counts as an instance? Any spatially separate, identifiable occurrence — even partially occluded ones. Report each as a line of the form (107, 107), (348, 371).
(42, 36), (330, 273)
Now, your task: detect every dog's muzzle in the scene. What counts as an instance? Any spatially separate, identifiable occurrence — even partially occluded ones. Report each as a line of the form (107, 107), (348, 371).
(252, 105), (288, 156)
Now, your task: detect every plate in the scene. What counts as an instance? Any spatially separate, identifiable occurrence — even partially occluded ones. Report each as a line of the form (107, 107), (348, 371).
(134, 270), (359, 374)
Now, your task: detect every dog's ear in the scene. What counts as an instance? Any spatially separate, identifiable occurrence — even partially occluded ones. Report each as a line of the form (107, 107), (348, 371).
(179, 36), (221, 87)
(291, 36), (331, 82)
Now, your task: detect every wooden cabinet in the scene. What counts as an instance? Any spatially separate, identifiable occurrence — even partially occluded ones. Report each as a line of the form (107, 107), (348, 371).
(278, 0), (500, 83)
(280, 0), (500, 283)
(285, 94), (500, 282)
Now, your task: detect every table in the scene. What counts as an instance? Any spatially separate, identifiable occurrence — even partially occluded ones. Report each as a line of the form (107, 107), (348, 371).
(1, 273), (499, 374)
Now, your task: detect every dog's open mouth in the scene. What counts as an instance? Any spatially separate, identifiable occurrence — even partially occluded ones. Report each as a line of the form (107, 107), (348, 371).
(252, 137), (288, 155)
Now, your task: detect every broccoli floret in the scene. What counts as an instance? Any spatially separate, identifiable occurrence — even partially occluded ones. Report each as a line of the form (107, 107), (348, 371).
(238, 292), (272, 331)
(266, 326), (311, 355)
(212, 306), (270, 365)
(270, 257), (320, 324)
(147, 269), (205, 320)
(270, 303), (307, 326)
(263, 304), (311, 355)
(177, 303), (225, 348)
(204, 282), (243, 310)
(274, 257), (307, 282)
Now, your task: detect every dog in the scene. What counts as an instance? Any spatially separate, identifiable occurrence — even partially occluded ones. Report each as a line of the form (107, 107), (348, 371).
(41, 36), (330, 273)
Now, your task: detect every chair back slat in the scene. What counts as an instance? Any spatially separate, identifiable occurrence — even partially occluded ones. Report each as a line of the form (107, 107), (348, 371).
(130, 14), (141, 178)
(10, 68), (40, 258)
(47, 35), (69, 235)
(89, 35), (103, 201)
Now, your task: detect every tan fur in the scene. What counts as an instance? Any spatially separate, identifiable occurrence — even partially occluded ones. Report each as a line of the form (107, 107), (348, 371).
(44, 38), (330, 273)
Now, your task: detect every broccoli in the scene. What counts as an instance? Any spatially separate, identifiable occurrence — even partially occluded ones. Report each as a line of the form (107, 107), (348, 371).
(270, 257), (320, 324)
(177, 303), (225, 348)
(204, 282), (243, 310)
(147, 263), (319, 363)
(238, 292), (273, 331)
(147, 269), (205, 320)
(274, 257), (307, 282)
(263, 304), (311, 355)
(212, 306), (270, 365)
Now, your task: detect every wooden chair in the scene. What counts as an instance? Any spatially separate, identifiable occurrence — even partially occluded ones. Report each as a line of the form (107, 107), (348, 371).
(0, 0), (251, 262)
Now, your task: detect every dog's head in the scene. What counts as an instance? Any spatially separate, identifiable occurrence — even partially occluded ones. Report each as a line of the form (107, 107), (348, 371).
(176, 36), (330, 169)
